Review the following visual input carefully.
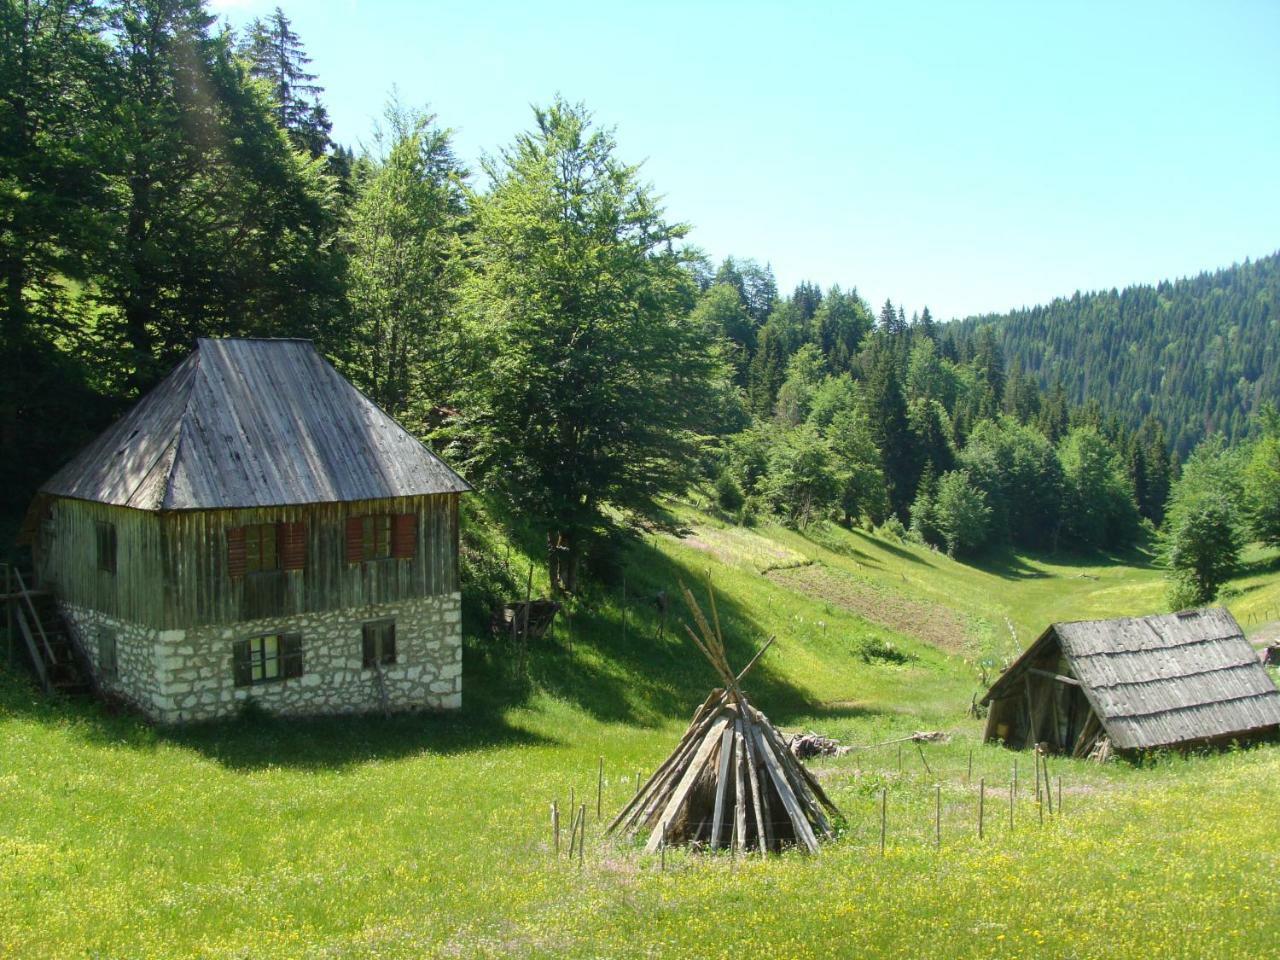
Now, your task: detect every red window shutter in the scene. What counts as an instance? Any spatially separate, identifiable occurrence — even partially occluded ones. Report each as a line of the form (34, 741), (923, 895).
(345, 517), (364, 564)
(392, 513), (416, 559)
(227, 526), (247, 579)
(281, 522), (306, 571)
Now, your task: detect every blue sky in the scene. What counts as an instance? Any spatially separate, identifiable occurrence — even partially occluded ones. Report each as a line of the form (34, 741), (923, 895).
(211, 0), (1280, 320)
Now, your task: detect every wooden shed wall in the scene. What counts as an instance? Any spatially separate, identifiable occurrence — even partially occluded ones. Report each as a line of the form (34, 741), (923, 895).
(38, 494), (460, 630)
(36, 499), (166, 624)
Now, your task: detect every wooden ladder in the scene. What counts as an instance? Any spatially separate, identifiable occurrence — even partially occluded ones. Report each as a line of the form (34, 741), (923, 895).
(3, 563), (91, 695)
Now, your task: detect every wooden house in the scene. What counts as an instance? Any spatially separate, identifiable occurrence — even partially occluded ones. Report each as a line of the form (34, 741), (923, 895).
(24, 338), (469, 722)
(981, 608), (1280, 756)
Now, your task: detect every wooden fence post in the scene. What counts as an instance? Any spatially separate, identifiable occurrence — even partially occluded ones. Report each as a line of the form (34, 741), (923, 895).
(879, 787), (887, 856)
(935, 784), (941, 848)
(597, 756), (604, 819)
(967, 749), (973, 785)
(552, 801), (560, 857)
(1008, 779), (1014, 831)
(978, 778), (985, 839)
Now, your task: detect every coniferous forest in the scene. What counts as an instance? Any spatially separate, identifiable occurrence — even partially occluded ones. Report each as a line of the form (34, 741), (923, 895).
(963, 254), (1280, 457)
(3, 1), (1278, 608)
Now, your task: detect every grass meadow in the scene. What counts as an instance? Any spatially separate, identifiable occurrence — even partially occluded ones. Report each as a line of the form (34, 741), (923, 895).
(2, 508), (1279, 958)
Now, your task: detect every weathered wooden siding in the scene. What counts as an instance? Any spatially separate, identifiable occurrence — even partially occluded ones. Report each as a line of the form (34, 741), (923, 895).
(38, 493), (460, 630)
(36, 500), (166, 624)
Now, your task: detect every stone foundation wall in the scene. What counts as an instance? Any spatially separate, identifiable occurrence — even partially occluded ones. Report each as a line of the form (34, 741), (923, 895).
(60, 602), (161, 714)
(58, 593), (462, 723)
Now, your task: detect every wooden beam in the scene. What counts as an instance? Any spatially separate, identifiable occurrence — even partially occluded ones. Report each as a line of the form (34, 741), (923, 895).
(710, 724), (734, 848)
(1028, 667), (1080, 686)
(644, 717), (730, 853)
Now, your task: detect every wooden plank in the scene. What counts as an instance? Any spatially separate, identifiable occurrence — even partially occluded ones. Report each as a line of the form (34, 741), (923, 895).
(755, 710), (834, 836)
(732, 725), (749, 854)
(644, 717), (730, 853)
(607, 692), (722, 833)
(710, 724), (735, 849)
(738, 716), (769, 853)
(1028, 667), (1080, 686)
(751, 721), (819, 853)
(15, 605), (51, 693)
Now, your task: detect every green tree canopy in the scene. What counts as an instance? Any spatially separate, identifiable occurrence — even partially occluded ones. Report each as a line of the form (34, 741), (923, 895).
(342, 103), (467, 428)
(456, 98), (724, 591)
(933, 470), (991, 557)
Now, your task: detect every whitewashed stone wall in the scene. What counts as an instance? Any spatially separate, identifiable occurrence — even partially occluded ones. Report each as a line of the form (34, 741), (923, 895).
(58, 592), (462, 723)
(60, 602), (161, 714)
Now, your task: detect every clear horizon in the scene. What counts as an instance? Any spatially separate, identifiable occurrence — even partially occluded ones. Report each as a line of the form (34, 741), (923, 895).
(211, 0), (1280, 320)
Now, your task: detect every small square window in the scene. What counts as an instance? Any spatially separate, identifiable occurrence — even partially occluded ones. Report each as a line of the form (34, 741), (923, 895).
(95, 521), (116, 574)
(234, 634), (303, 686)
(362, 619), (397, 668)
(98, 629), (118, 681)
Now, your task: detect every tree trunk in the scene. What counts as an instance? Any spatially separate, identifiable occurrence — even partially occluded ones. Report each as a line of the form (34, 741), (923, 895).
(548, 529), (581, 596)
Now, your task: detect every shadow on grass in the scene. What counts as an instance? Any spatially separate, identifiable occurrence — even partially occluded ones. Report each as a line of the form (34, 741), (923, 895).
(0, 653), (555, 773)
(970, 534), (1160, 581)
(524, 537), (838, 729)
(847, 528), (927, 566)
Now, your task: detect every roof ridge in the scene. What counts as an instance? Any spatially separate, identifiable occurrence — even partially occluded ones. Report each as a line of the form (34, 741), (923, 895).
(159, 346), (205, 509)
(118, 352), (200, 509)
(1069, 634), (1246, 657)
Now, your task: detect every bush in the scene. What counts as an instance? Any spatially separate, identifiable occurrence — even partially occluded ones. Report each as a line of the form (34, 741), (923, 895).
(856, 635), (915, 665)
(1165, 576), (1203, 612)
(933, 470), (991, 557)
(714, 471), (745, 513)
(878, 516), (907, 542)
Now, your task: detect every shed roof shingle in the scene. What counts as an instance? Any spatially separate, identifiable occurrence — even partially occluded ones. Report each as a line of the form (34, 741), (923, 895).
(41, 338), (469, 510)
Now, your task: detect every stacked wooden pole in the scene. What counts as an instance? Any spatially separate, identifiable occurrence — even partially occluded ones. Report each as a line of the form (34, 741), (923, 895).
(606, 580), (840, 854)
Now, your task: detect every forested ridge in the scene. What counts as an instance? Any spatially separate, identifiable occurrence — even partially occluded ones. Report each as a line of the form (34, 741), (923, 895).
(3, 1), (1276, 610)
(960, 253), (1280, 457)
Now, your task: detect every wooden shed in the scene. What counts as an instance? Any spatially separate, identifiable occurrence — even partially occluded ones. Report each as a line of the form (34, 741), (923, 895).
(981, 608), (1280, 756)
(22, 338), (469, 722)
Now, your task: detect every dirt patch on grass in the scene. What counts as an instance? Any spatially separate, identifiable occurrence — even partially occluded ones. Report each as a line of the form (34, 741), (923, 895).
(766, 563), (971, 653)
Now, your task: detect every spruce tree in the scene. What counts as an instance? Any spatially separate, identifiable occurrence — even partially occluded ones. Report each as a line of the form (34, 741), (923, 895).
(239, 6), (331, 157)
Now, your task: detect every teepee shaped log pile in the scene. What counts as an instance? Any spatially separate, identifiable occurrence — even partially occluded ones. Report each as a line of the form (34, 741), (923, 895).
(607, 582), (840, 854)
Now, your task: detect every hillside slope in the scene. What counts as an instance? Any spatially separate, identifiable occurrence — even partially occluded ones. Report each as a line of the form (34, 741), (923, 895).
(2, 510), (1278, 958)
(958, 251), (1280, 454)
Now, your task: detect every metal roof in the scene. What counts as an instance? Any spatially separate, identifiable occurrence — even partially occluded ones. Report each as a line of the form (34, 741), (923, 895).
(984, 608), (1280, 750)
(41, 338), (470, 510)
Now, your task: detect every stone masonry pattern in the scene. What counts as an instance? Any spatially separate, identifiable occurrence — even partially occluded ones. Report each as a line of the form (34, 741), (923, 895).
(60, 592), (462, 723)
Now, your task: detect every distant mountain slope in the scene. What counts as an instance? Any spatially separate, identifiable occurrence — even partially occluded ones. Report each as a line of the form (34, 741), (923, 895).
(958, 252), (1280, 455)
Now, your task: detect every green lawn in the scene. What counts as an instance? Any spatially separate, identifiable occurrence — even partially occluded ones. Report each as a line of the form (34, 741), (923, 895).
(2, 512), (1278, 958)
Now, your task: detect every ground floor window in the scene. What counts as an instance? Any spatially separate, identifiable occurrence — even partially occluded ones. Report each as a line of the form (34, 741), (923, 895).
(98, 628), (118, 681)
(362, 619), (397, 668)
(233, 634), (303, 686)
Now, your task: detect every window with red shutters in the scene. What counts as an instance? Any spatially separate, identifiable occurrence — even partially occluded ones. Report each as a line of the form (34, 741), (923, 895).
(345, 517), (364, 564)
(347, 514), (404, 563)
(280, 521), (307, 570)
(392, 513), (416, 559)
(227, 526), (247, 578)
